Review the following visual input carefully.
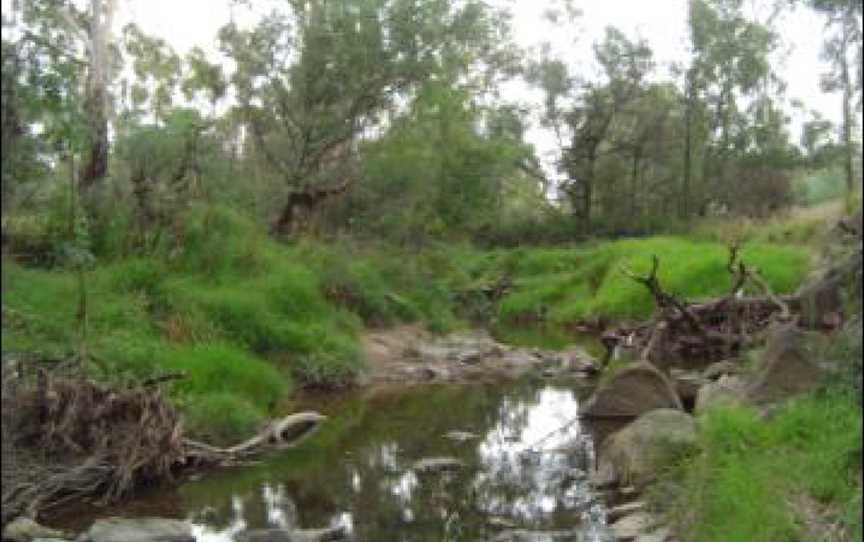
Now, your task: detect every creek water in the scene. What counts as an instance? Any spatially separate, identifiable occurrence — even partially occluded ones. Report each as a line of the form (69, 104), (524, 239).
(51, 376), (621, 541)
(49, 326), (622, 541)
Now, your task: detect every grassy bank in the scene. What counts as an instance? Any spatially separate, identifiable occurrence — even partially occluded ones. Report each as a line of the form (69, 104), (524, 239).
(655, 388), (862, 542)
(648, 255), (863, 542)
(0, 206), (817, 442)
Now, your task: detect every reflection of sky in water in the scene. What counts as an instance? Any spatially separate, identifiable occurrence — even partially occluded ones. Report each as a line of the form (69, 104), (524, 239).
(163, 384), (610, 540)
(474, 387), (606, 535)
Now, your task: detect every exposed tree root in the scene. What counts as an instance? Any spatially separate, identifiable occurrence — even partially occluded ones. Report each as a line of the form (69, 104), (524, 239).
(1, 368), (323, 528)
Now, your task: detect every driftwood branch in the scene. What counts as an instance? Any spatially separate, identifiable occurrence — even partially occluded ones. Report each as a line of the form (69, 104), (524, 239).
(621, 255), (705, 335)
(141, 372), (187, 388)
(726, 242), (791, 321)
(182, 412), (327, 464)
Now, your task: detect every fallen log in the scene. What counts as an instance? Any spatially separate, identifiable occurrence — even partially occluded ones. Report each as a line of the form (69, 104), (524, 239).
(614, 248), (803, 367)
(182, 412), (327, 464)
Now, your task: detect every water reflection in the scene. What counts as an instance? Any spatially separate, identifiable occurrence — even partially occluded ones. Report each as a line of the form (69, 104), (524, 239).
(60, 380), (613, 541)
(473, 387), (596, 526)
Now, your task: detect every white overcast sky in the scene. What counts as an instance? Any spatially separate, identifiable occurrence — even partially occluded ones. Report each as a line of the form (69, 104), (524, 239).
(1, 0), (849, 163)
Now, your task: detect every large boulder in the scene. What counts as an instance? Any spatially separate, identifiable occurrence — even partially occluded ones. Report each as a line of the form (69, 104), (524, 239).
(797, 251), (862, 330)
(78, 518), (194, 542)
(745, 323), (830, 405)
(694, 374), (748, 415)
(602, 409), (698, 489)
(580, 364), (683, 418)
(797, 274), (844, 330)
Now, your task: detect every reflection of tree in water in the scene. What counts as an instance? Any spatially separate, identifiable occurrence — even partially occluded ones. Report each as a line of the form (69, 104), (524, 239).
(472, 387), (600, 529)
(161, 381), (609, 540)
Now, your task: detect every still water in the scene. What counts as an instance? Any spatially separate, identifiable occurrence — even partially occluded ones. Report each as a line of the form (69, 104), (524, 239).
(52, 378), (617, 541)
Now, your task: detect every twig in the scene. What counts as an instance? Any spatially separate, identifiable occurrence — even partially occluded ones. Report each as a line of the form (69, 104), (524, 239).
(526, 415), (581, 452)
(141, 372), (187, 388)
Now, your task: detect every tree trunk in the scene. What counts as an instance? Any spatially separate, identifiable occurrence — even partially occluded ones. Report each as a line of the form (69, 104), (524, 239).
(630, 146), (642, 223)
(840, 21), (855, 194)
(78, 0), (116, 194)
(583, 146), (596, 232)
(270, 178), (353, 237)
(681, 73), (693, 220)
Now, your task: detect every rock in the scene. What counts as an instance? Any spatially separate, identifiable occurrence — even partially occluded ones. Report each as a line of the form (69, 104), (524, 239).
(486, 517), (518, 530)
(492, 530), (577, 542)
(589, 459), (618, 490)
(561, 467), (587, 483)
(611, 512), (657, 541)
(694, 374), (748, 415)
(607, 501), (646, 523)
(634, 526), (672, 542)
(580, 364), (683, 418)
(79, 518), (194, 542)
(797, 273), (844, 329)
(443, 430), (478, 442)
(3, 518), (68, 542)
(669, 369), (706, 404)
(560, 348), (600, 374)
(603, 409), (698, 489)
(236, 526), (348, 542)
(618, 486), (639, 498)
(745, 323), (831, 405)
(412, 457), (465, 474)
(293, 527), (348, 542)
(701, 361), (741, 381)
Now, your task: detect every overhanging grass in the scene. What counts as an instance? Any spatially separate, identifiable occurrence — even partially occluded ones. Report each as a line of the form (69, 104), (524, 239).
(659, 389), (862, 542)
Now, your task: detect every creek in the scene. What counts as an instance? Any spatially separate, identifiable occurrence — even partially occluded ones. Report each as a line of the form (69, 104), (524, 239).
(49, 331), (622, 541)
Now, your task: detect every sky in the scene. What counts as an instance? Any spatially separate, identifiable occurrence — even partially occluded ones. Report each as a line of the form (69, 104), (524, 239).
(1, 0), (848, 167)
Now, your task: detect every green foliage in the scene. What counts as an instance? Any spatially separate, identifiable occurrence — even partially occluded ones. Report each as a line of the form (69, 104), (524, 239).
(794, 166), (847, 205)
(352, 83), (532, 243)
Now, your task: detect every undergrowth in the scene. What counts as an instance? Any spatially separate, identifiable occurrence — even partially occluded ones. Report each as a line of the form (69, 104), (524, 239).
(0, 203), (819, 441)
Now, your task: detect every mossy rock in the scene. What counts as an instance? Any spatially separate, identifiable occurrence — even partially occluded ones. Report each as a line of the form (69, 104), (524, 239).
(603, 408), (698, 489)
(580, 363), (682, 418)
(745, 322), (831, 405)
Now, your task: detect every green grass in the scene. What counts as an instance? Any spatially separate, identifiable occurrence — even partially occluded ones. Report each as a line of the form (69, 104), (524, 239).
(658, 389), (862, 542)
(496, 237), (810, 324)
